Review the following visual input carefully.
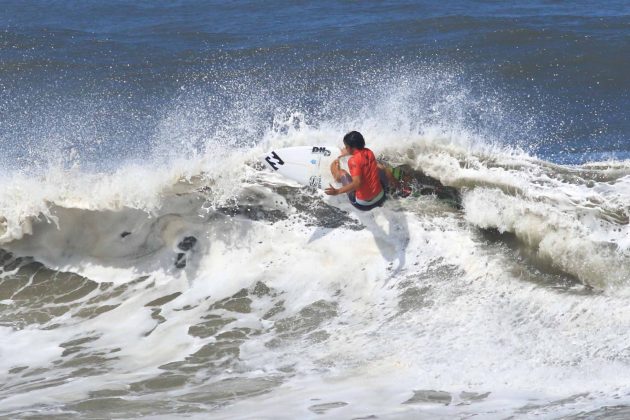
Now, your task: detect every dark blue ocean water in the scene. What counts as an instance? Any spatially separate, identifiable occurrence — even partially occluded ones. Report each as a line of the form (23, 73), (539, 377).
(1, 0), (628, 169)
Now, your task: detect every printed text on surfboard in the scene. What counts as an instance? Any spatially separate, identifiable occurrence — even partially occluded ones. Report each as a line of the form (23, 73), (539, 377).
(311, 146), (331, 156)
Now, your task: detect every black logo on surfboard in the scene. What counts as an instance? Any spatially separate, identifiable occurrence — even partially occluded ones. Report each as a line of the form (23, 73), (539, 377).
(311, 147), (331, 156)
(309, 175), (321, 189)
(265, 151), (285, 170)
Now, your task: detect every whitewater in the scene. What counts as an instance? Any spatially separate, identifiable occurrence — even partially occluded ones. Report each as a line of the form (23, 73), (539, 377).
(1, 90), (629, 417)
(1, 1), (630, 418)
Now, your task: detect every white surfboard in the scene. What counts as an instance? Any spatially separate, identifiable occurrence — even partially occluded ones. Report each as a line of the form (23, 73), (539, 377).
(260, 145), (341, 189)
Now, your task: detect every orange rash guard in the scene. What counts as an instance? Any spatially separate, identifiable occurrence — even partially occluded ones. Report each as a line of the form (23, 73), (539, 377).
(347, 148), (383, 201)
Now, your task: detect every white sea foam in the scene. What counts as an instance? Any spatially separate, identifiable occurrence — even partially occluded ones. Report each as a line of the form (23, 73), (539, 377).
(1, 172), (630, 417)
(1, 74), (629, 417)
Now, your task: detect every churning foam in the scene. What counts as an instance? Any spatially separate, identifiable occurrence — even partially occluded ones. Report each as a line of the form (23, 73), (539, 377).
(1, 67), (629, 418)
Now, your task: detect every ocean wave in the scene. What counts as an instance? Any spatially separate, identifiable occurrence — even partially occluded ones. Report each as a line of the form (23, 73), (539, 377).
(0, 123), (628, 293)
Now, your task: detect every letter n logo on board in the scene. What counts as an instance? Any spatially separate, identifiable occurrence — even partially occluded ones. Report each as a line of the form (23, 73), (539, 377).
(265, 151), (285, 170)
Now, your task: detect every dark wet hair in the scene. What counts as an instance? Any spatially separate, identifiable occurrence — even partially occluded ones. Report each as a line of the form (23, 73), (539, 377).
(343, 131), (365, 150)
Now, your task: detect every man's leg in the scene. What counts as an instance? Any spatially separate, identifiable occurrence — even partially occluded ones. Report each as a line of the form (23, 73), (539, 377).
(377, 163), (398, 190)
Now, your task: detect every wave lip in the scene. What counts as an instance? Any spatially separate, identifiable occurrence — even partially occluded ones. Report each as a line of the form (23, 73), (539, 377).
(463, 186), (629, 290)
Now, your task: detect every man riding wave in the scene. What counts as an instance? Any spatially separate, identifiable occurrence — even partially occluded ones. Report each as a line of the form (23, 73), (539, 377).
(325, 130), (462, 210)
(325, 131), (394, 211)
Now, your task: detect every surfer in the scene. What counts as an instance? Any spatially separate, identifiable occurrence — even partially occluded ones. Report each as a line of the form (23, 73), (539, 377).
(325, 131), (395, 211)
